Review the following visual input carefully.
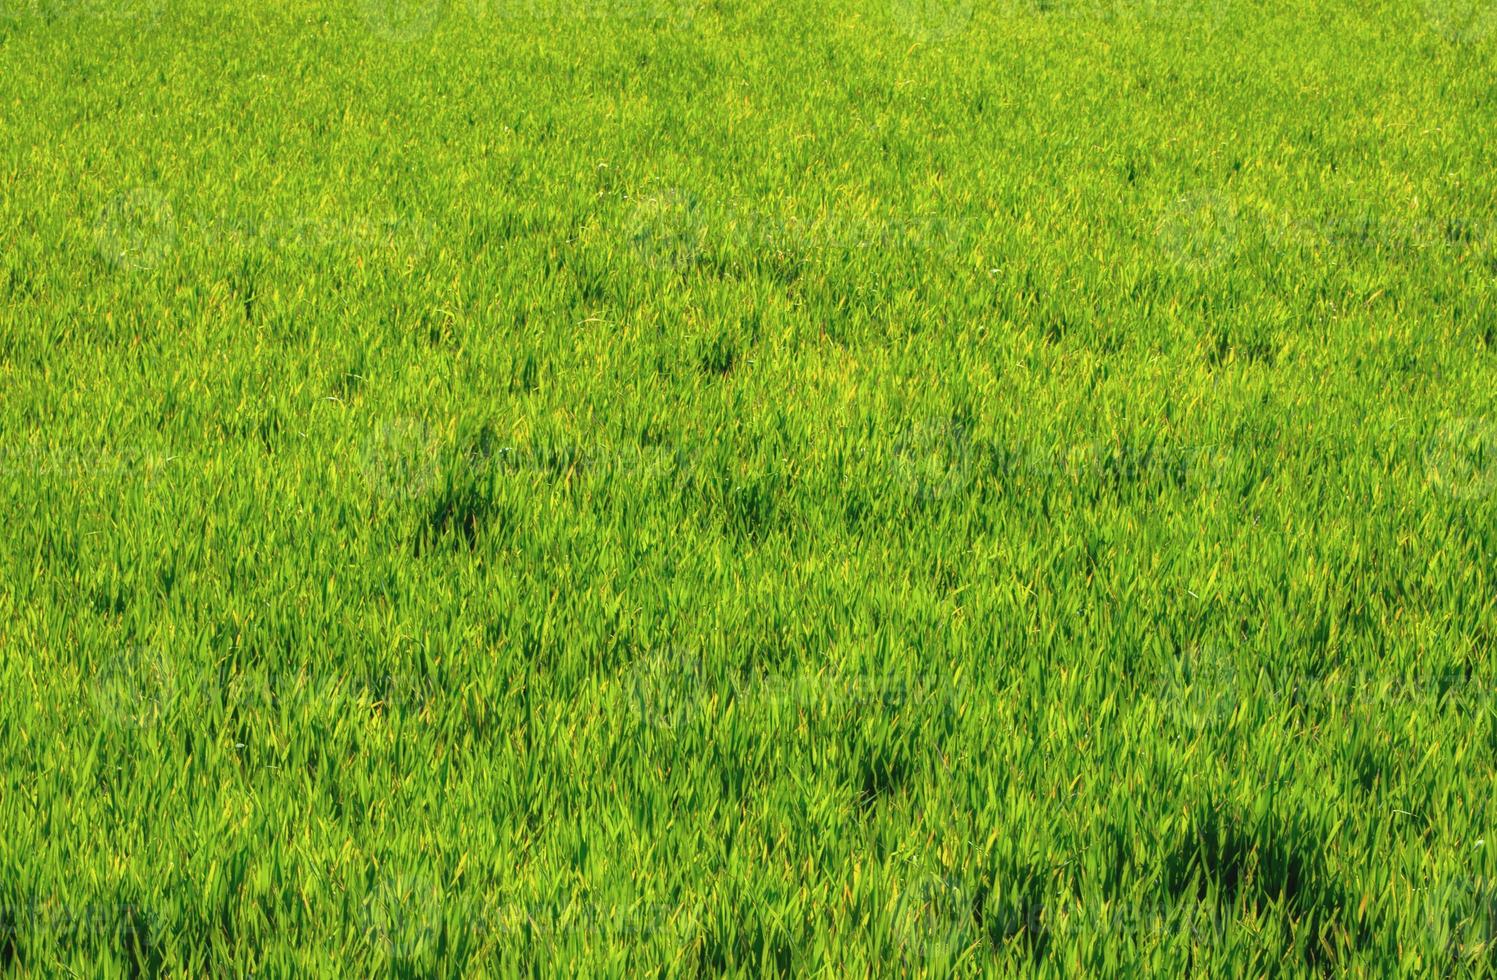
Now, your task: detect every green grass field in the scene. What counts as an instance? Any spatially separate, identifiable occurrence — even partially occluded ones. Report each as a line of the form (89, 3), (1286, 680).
(2, 0), (1496, 973)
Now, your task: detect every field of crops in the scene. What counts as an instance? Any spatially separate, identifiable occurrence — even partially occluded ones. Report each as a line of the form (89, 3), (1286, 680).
(2, 0), (1495, 973)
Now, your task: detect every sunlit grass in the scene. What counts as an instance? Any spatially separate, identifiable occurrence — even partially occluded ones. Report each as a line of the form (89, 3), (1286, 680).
(0, 0), (1494, 974)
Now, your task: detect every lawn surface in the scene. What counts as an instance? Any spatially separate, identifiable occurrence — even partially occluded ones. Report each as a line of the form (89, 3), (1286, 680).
(1, 0), (1495, 974)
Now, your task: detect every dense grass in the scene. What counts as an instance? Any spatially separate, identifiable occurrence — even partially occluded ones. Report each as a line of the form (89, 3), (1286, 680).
(1, 0), (1495, 974)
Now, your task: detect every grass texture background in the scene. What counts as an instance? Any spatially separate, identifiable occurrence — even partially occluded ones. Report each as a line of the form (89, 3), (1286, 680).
(1, 0), (1495, 973)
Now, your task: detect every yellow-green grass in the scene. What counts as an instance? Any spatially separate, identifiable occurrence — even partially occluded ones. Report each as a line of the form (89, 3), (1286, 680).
(1, 0), (1494, 974)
